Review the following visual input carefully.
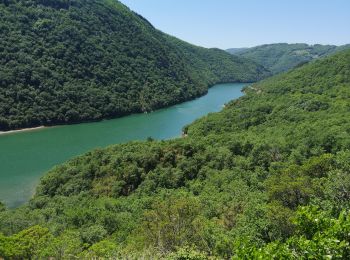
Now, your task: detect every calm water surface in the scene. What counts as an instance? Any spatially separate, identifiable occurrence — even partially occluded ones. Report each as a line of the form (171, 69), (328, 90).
(0, 83), (246, 207)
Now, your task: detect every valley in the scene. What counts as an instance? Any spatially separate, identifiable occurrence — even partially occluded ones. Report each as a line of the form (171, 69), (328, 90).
(0, 0), (349, 259)
(0, 83), (246, 208)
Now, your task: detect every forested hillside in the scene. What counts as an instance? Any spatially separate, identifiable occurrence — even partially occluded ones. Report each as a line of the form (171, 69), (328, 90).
(0, 0), (268, 131)
(1, 48), (349, 258)
(227, 43), (350, 74)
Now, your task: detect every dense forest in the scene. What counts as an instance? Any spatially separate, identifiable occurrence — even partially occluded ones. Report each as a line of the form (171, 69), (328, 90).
(1, 47), (349, 258)
(227, 43), (350, 74)
(0, 0), (269, 131)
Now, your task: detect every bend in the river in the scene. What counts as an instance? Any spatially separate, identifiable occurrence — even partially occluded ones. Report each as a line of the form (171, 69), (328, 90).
(0, 83), (247, 207)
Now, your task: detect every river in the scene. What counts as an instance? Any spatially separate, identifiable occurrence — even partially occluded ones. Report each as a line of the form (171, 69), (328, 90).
(0, 83), (246, 207)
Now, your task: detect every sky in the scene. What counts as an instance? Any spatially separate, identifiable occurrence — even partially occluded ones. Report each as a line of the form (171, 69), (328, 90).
(119, 0), (350, 49)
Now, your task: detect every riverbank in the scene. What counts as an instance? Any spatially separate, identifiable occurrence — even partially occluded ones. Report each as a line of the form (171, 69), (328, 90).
(0, 83), (246, 208)
(0, 126), (46, 136)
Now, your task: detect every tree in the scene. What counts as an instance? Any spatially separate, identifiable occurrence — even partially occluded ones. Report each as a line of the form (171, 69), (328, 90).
(140, 191), (205, 253)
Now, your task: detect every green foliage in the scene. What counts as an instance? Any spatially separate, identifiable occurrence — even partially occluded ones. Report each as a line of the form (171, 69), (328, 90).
(228, 43), (350, 74)
(39, 230), (83, 259)
(0, 0), (268, 131)
(81, 240), (119, 259)
(1, 50), (350, 258)
(166, 246), (209, 260)
(80, 225), (107, 245)
(0, 201), (5, 212)
(234, 207), (350, 259)
(0, 225), (51, 259)
(139, 191), (205, 253)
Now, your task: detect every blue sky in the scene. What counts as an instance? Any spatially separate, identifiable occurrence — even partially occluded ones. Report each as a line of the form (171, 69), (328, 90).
(119, 0), (350, 49)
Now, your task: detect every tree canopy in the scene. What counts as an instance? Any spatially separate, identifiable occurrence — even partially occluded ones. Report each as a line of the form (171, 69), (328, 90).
(0, 0), (269, 131)
(1, 48), (349, 258)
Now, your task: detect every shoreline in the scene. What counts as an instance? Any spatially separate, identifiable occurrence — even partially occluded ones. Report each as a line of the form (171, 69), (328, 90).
(0, 126), (47, 135)
(0, 82), (250, 137)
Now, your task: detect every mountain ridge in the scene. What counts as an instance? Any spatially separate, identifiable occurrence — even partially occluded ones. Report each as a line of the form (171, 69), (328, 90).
(0, 0), (269, 131)
(227, 43), (350, 74)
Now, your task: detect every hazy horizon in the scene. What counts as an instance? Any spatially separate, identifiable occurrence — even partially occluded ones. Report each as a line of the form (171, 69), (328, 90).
(119, 0), (350, 49)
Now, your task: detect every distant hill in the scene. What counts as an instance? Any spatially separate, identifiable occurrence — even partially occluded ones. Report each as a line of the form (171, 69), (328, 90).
(0, 0), (269, 131)
(226, 47), (248, 54)
(227, 43), (350, 74)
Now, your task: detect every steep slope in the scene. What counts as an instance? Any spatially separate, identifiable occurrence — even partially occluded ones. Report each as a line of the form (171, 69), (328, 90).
(0, 0), (269, 131)
(227, 43), (350, 74)
(1, 49), (349, 258)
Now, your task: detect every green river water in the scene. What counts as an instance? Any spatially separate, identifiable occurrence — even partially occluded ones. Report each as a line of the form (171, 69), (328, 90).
(0, 83), (246, 207)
